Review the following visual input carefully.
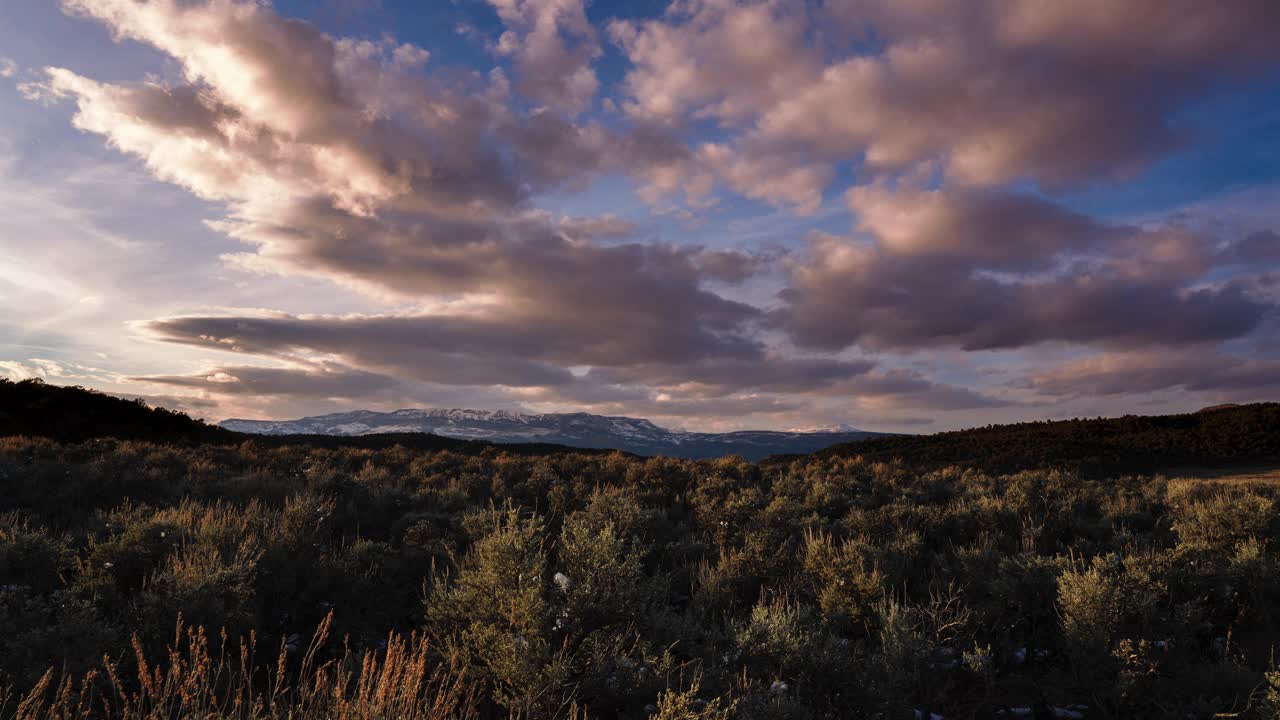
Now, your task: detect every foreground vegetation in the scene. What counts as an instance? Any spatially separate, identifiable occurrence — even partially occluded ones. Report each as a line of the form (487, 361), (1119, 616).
(3, 380), (1280, 718)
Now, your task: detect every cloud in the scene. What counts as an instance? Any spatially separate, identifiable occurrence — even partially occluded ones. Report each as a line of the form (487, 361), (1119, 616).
(836, 369), (1012, 411)
(0, 358), (120, 384)
(611, 0), (1280, 206)
(693, 247), (777, 285)
(141, 312), (869, 397)
(138, 309), (1006, 423)
(119, 393), (222, 418)
(1028, 350), (1280, 399)
(608, 0), (819, 125)
(1221, 230), (1280, 265)
(584, 355), (877, 396)
(24, 0), (1280, 429)
(776, 185), (1273, 351)
(134, 363), (402, 399)
(489, 0), (601, 114)
(39, 0), (763, 370)
(556, 213), (636, 239)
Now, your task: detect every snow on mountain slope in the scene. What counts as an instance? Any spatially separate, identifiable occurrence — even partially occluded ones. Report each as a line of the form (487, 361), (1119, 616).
(219, 409), (892, 460)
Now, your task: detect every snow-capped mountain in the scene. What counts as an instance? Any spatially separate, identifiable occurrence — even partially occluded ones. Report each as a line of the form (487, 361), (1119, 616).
(219, 408), (890, 460)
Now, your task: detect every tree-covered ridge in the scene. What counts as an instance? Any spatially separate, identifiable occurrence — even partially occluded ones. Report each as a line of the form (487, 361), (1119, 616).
(818, 403), (1280, 476)
(0, 379), (233, 444)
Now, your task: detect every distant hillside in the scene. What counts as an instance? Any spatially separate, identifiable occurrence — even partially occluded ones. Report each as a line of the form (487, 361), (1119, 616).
(0, 378), (233, 444)
(816, 402), (1280, 476)
(0, 380), (618, 457)
(222, 408), (890, 460)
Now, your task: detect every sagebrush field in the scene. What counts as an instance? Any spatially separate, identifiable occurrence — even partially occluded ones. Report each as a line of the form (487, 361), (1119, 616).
(3, 380), (1280, 718)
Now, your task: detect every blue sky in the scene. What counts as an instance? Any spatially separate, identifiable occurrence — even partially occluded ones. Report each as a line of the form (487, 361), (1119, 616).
(1, 0), (1279, 432)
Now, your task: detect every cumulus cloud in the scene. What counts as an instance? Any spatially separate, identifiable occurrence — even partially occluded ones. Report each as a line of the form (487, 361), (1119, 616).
(39, 0), (763, 369)
(608, 0), (819, 124)
(612, 0), (1280, 206)
(777, 186), (1272, 351)
(490, 0), (601, 114)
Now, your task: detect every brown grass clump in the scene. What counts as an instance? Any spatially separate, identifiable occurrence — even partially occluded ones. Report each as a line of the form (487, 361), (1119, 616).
(0, 613), (478, 720)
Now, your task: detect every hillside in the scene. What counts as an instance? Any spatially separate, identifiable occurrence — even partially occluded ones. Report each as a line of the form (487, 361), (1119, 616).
(817, 402), (1280, 476)
(0, 378), (233, 444)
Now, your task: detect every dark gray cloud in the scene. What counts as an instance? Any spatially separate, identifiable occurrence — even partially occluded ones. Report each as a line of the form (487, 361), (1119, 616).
(694, 248), (779, 285)
(1221, 230), (1280, 265)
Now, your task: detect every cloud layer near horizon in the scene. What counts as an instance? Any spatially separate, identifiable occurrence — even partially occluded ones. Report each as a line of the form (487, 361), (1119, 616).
(6, 0), (1280, 430)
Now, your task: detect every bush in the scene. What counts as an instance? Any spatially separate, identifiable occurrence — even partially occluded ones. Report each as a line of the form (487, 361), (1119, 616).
(2, 417), (1280, 717)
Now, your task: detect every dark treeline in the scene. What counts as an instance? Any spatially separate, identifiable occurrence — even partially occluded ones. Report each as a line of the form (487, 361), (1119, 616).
(0, 379), (235, 445)
(815, 403), (1280, 477)
(2, 381), (1280, 718)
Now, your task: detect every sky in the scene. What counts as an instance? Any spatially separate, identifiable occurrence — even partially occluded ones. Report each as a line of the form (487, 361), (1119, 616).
(1, 0), (1279, 433)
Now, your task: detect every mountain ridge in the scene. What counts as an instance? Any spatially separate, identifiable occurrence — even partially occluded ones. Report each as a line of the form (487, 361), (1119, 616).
(220, 408), (889, 460)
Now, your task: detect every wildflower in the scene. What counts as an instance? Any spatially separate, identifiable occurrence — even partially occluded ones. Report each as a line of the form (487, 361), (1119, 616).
(553, 572), (571, 592)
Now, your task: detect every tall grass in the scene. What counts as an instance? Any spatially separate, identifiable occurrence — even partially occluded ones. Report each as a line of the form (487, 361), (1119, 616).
(0, 614), (478, 720)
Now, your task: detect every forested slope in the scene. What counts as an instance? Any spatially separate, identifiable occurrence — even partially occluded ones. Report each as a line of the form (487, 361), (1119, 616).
(817, 403), (1280, 476)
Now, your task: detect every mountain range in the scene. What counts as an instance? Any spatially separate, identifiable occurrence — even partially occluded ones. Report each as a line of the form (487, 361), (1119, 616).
(220, 408), (889, 460)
